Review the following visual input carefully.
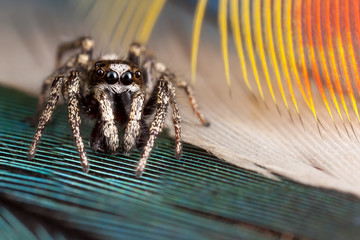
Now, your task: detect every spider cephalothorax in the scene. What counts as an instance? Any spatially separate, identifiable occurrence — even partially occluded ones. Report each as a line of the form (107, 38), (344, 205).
(28, 37), (209, 177)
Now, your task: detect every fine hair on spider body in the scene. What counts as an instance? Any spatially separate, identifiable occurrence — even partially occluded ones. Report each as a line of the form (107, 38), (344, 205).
(28, 37), (209, 177)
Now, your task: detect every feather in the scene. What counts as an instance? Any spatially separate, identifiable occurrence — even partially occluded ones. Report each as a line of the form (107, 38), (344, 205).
(2, 0), (360, 238)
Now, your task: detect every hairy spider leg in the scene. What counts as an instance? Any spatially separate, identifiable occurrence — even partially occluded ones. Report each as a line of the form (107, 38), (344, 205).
(142, 59), (157, 101)
(129, 42), (209, 128)
(126, 43), (159, 153)
(128, 42), (153, 66)
(154, 62), (210, 127)
(128, 42), (207, 175)
(173, 78), (210, 127)
(169, 82), (182, 159)
(67, 71), (89, 172)
(142, 72), (182, 159)
(92, 89), (120, 153)
(28, 77), (64, 160)
(33, 76), (54, 123)
(128, 42), (142, 66)
(35, 37), (94, 122)
(56, 36), (94, 69)
(136, 78), (171, 177)
(128, 43), (156, 99)
(124, 91), (145, 153)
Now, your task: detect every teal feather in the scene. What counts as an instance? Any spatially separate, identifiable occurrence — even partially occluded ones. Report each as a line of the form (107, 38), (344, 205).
(1, 86), (360, 239)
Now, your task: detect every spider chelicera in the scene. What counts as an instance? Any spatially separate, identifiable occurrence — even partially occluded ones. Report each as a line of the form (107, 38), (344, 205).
(28, 37), (209, 177)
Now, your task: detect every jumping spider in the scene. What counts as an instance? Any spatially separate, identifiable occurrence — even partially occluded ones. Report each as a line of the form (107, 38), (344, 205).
(28, 37), (209, 177)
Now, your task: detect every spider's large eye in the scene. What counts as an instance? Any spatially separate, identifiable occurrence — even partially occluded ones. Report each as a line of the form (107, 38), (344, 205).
(105, 71), (119, 84)
(120, 71), (134, 85)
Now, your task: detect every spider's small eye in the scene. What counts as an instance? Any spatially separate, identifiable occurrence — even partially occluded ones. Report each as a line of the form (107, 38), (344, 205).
(105, 71), (119, 84)
(120, 71), (134, 85)
(96, 69), (104, 76)
(135, 70), (141, 79)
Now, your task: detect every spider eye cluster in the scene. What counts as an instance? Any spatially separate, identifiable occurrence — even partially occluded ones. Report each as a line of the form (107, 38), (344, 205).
(94, 63), (141, 85)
